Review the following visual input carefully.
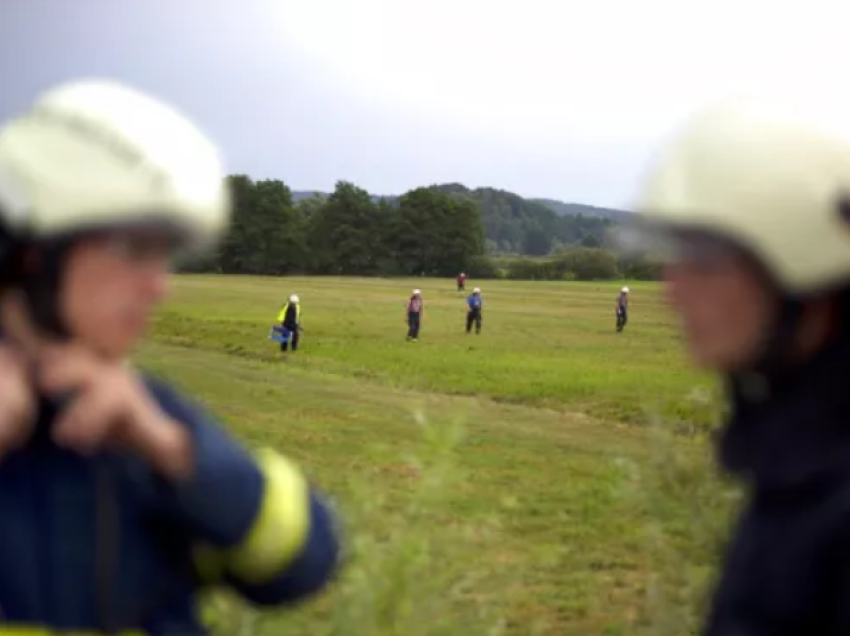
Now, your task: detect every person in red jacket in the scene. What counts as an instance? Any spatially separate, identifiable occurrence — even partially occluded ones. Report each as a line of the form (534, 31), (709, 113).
(456, 272), (467, 292)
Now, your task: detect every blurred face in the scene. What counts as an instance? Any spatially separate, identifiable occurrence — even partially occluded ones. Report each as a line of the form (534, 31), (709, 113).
(663, 251), (776, 372)
(61, 230), (175, 360)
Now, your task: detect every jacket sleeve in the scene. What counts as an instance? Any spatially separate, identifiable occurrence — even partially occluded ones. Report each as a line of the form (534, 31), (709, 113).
(148, 379), (342, 605)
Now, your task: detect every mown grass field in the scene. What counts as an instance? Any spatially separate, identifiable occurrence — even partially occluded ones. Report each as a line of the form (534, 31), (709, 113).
(139, 275), (738, 636)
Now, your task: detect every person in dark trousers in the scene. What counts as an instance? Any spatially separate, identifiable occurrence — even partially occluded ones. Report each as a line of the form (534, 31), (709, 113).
(613, 96), (850, 636)
(0, 79), (341, 635)
(466, 287), (483, 334)
(406, 289), (423, 342)
(456, 272), (466, 292)
(615, 286), (629, 332)
(276, 294), (301, 352)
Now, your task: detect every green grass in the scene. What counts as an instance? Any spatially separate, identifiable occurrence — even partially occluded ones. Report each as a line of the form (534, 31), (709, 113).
(138, 275), (738, 636)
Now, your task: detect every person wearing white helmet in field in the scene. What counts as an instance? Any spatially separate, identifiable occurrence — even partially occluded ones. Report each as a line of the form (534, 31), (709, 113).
(613, 95), (850, 635)
(276, 293), (302, 352)
(616, 286), (629, 332)
(466, 287), (483, 334)
(0, 80), (340, 634)
(406, 288), (424, 341)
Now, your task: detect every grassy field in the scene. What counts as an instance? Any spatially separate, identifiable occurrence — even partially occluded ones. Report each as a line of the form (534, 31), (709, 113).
(139, 275), (738, 636)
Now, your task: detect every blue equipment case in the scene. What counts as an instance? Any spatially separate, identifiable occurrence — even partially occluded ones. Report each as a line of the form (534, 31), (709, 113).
(269, 324), (291, 344)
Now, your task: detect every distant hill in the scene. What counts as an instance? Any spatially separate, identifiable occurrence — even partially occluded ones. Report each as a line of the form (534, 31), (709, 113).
(529, 198), (631, 222)
(291, 190), (323, 202)
(292, 188), (630, 221)
(291, 184), (630, 255)
(292, 190), (394, 205)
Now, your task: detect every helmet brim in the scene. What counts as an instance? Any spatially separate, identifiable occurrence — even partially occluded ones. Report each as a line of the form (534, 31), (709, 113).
(606, 219), (745, 266)
(35, 213), (220, 256)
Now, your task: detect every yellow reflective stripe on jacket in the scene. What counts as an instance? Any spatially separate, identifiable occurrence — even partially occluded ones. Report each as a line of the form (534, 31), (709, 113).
(276, 303), (301, 323)
(193, 449), (311, 585)
(0, 628), (144, 635)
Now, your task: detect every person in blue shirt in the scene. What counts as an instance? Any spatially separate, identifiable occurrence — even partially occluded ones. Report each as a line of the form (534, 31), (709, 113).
(0, 79), (341, 635)
(466, 287), (483, 334)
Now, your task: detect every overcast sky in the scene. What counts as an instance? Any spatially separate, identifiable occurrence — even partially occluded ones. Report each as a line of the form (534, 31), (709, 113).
(1, 0), (847, 208)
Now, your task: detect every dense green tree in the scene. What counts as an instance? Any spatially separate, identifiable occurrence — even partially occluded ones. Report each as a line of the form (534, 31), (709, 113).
(216, 176), (301, 275)
(580, 233), (602, 248)
(306, 181), (385, 275)
(253, 179), (306, 274)
(295, 193), (326, 221)
(217, 174), (256, 274)
(392, 187), (485, 276)
(523, 224), (553, 256)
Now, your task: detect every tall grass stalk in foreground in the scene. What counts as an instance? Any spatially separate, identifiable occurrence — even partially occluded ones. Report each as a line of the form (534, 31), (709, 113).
(623, 398), (740, 636)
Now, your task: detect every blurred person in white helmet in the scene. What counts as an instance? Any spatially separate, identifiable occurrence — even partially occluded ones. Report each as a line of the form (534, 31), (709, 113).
(466, 286), (483, 334)
(616, 286), (629, 332)
(406, 288), (423, 341)
(612, 95), (850, 636)
(0, 80), (340, 634)
(276, 292), (302, 352)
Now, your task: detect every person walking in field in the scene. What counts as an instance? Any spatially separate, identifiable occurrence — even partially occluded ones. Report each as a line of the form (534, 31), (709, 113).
(466, 287), (483, 334)
(406, 289), (424, 342)
(276, 294), (301, 352)
(0, 79), (341, 635)
(616, 286), (629, 332)
(613, 95), (850, 636)
(456, 271), (467, 292)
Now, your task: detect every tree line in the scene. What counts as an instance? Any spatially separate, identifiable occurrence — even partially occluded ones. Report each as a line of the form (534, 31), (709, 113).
(179, 176), (660, 281)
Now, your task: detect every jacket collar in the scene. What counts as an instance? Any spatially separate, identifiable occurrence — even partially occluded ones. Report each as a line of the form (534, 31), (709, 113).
(718, 331), (850, 491)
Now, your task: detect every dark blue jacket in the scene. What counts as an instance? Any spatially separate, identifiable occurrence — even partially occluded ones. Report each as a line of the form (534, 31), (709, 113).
(0, 374), (341, 635)
(466, 295), (482, 311)
(703, 332), (850, 635)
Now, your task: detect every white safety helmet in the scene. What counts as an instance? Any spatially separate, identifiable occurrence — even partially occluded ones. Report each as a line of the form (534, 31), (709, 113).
(0, 79), (229, 250)
(473, 287), (481, 293)
(621, 286), (629, 294)
(289, 294), (299, 304)
(0, 79), (229, 335)
(412, 288), (421, 295)
(614, 95), (850, 296)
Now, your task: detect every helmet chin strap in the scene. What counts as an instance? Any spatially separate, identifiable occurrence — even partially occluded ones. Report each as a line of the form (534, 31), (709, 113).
(18, 241), (72, 341)
(750, 297), (807, 376)
(725, 297), (806, 405)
